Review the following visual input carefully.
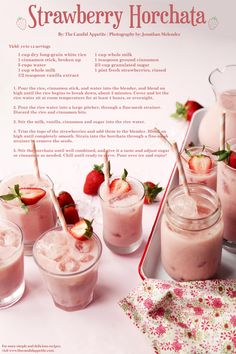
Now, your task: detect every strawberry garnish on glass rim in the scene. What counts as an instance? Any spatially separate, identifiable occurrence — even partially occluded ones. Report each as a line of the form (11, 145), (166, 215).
(69, 219), (93, 241)
(0, 184), (46, 212)
(185, 146), (213, 174)
(109, 169), (131, 197)
(213, 143), (236, 169)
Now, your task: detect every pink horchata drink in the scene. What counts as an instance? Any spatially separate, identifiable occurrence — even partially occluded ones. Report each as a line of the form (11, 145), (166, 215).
(99, 175), (145, 254)
(216, 138), (236, 252)
(33, 226), (102, 311)
(161, 184), (223, 281)
(182, 146), (217, 191)
(0, 173), (57, 255)
(0, 219), (24, 309)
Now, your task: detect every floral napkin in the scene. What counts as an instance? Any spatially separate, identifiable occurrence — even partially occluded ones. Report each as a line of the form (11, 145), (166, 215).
(119, 279), (236, 354)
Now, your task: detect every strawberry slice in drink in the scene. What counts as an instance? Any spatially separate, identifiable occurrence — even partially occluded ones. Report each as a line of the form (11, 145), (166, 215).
(188, 155), (213, 173)
(69, 219), (93, 241)
(109, 169), (131, 198)
(19, 188), (46, 205)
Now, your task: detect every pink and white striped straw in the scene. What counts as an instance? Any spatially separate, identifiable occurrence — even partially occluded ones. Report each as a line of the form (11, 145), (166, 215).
(104, 150), (110, 189)
(172, 142), (190, 196)
(49, 188), (68, 233)
(220, 113), (226, 150)
(31, 140), (40, 180)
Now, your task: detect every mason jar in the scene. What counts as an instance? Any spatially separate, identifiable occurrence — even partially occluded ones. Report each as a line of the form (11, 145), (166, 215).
(161, 184), (223, 281)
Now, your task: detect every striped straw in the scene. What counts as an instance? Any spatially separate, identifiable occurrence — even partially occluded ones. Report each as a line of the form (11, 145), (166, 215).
(104, 150), (110, 189)
(220, 113), (226, 151)
(31, 140), (40, 180)
(154, 128), (188, 163)
(49, 188), (68, 233)
(172, 142), (190, 196)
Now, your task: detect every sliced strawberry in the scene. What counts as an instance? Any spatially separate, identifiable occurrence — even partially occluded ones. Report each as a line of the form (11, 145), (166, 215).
(62, 205), (79, 225)
(83, 164), (105, 196)
(188, 155), (213, 173)
(69, 219), (93, 241)
(57, 191), (75, 208)
(229, 151), (236, 169)
(19, 188), (46, 205)
(144, 181), (163, 204)
(109, 169), (131, 197)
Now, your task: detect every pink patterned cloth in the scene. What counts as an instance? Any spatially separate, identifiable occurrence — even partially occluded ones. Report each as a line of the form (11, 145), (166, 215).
(119, 279), (236, 354)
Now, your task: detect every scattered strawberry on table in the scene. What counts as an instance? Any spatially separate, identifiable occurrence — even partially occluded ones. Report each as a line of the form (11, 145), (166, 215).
(213, 144), (236, 169)
(185, 146), (213, 173)
(0, 184), (46, 212)
(109, 169), (131, 197)
(171, 100), (203, 122)
(83, 164), (105, 195)
(143, 182), (163, 205)
(57, 191), (79, 224)
(70, 219), (93, 241)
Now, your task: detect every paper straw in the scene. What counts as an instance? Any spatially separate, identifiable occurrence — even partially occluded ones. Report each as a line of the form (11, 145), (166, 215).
(220, 113), (226, 150)
(172, 142), (190, 196)
(154, 128), (188, 163)
(49, 188), (68, 233)
(31, 140), (40, 180)
(104, 150), (110, 188)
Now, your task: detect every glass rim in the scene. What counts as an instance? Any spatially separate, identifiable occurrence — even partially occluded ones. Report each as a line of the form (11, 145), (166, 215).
(166, 184), (221, 228)
(33, 225), (102, 277)
(0, 219), (23, 264)
(0, 172), (53, 209)
(98, 175), (145, 207)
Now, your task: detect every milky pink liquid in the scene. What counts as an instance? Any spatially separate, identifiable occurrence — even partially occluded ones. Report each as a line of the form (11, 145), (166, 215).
(99, 177), (144, 254)
(161, 202), (223, 281)
(0, 174), (57, 254)
(33, 227), (102, 311)
(217, 161), (236, 242)
(182, 147), (217, 191)
(199, 90), (236, 150)
(0, 221), (24, 308)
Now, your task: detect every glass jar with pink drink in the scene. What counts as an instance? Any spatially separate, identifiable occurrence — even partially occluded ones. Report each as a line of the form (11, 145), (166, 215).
(161, 184), (223, 281)
(0, 173), (57, 255)
(199, 65), (236, 150)
(99, 171), (145, 254)
(214, 138), (236, 253)
(33, 224), (102, 311)
(0, 219), (24, 308)
(182, 145), (217, 190)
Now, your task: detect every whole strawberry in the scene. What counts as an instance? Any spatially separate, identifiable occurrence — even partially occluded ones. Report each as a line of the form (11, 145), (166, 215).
(143, 182), (163, 205)
(171, 100), (203, 122)
(57, 191), (75, 208)
(63, 205), (79, 224)
(83, 164), (105, 195)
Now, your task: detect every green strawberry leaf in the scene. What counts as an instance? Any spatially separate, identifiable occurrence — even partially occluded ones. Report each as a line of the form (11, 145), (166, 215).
(0, 194), (17, 201)
(122, 169), (128, 181)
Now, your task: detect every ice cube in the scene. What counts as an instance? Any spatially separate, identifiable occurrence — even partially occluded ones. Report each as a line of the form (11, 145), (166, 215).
(81, 254), (94, 263)
(172, 195), (198, 218)
(4, 230), (19, 247)
(37, 239), (66, 261)
(58, 256), (80, 272)
(75, 239), (93, 253)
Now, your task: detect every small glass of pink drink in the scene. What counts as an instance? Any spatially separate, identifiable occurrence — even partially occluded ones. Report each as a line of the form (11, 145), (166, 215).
(182, 146), (217, 190)
(216, 138), (236, 253)
(161, 184), (223, 281)
(0, 219), (24, 309)
(99, 172), (145, 254)
(0, 173), (57, 255)
(33, 225), (102, 311)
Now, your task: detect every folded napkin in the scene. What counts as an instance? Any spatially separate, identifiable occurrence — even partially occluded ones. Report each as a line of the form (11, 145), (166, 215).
(119, 279), (236, 354)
